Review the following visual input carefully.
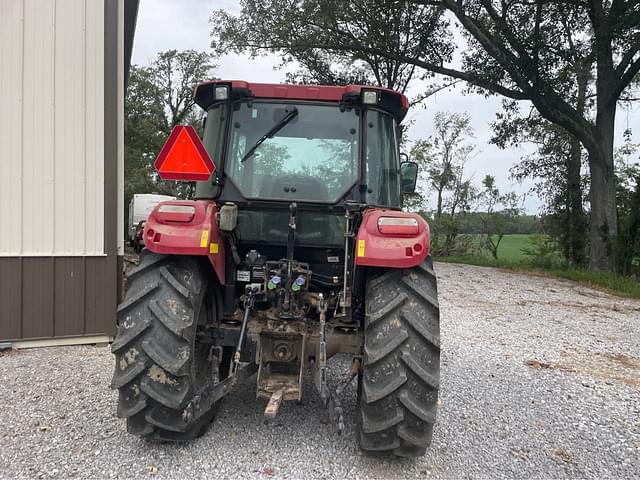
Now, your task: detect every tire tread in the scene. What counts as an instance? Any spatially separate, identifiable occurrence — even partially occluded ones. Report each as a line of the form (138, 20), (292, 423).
(358, 256), (440, 458)
(111, 254), (217, 441)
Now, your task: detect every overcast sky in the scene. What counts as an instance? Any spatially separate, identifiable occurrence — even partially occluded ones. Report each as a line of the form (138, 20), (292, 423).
(132, 0), (639, 214)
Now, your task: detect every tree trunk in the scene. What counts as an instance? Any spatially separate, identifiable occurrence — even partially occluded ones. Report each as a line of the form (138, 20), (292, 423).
(588, 150), (618, 272)
(490, 236), (499, 259)
(566, 69), (589, 267)
(587, 82), (618, 271)
(433, 188), (443, 248)
(566, 136), (587, 267)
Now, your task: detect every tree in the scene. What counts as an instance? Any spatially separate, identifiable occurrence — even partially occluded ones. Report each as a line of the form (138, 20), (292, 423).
(403, 188), (428, 213)
(490, 33), (593, 268)
(407, 139), (434, 213)
(430, 112), (474, 222)
(411, 112), (475, 250)
(125, 66), (167, 203)
(125, 49), (214, 211)
(419, 0), (639, 272)
(478, 175), (520, 259)
(494, 110), (589, 267)
(215, 0), (640, 271)
(211, 0), (453, 96)
(615, 131), (640, 275)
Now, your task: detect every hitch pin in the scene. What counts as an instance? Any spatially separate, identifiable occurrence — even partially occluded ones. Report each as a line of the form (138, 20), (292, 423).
(317, 293), (328, 402)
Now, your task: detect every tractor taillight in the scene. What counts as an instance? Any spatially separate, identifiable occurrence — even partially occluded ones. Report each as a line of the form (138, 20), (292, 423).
(157, 204), (196, 223)
(377, 217), (419, 235)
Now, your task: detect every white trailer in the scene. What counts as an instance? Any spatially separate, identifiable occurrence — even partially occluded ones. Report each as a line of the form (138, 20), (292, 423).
(127, 193), (176, 243)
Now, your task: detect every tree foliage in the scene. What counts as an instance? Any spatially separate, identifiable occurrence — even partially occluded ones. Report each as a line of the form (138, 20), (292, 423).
(615, 132), (640, 275)
(411, 112), (476, 252)
(422, 0), (640, 271)
(493, 106), (589, 267)
(456, 212), (541, 236)
(477, 175), (521, 259)
(125, 49), (214, 212)
(211, 0), (453, 96)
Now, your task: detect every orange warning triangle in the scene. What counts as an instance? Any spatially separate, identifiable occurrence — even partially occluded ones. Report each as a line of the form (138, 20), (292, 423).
(154, 125), (215, 181)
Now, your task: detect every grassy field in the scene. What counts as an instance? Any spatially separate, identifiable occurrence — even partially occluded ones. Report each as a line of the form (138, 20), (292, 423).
(447, 233), (541, 260)
(436, 234), (640, 299)
(495, 234), (540, 260)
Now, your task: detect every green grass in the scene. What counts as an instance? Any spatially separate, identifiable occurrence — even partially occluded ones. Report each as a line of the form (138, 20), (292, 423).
(496, 234), (541, 260)
(436, 234), (640, 299)
(452, 234), (541, 261)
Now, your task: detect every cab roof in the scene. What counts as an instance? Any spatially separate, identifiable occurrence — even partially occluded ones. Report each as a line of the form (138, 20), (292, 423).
(194, 80), (410, 123)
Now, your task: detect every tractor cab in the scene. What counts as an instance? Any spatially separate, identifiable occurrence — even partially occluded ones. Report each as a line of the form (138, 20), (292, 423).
(194, 81), (411, 209)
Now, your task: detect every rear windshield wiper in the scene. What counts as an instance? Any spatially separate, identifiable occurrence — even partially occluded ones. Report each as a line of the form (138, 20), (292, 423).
(240, 107), (298, 163)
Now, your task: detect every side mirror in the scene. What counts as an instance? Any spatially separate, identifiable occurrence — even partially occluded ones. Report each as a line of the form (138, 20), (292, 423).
(400, 161), (418, 194)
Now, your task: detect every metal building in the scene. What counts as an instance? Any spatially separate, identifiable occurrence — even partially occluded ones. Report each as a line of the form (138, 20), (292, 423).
(0, 0), (139, 346)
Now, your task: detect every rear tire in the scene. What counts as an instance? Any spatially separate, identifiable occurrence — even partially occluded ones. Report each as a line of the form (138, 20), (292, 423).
(358, 256), (440, 457)
(111, 252), (220, 440)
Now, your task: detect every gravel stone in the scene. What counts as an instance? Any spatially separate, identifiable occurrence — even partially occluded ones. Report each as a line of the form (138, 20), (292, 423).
(1, 263), (639, 479)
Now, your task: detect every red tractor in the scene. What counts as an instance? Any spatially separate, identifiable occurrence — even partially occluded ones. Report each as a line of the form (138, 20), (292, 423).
(111, 81), (440, 457)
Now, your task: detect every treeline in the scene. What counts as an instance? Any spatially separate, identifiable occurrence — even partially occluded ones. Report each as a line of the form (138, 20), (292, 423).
(444, 213), (541, 236)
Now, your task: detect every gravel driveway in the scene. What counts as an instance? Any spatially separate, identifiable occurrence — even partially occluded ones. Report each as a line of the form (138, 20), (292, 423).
(1, 263), (639, 479)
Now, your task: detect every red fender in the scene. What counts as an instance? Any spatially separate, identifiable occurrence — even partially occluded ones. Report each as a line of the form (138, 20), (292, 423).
(355, 209), (430, 269)
(143, 200), (225, 284)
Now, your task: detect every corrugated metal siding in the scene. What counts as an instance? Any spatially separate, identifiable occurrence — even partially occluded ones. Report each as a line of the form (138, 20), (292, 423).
(0, 257), (117, 341)
(0, 1), (24, 254)
(0, 0), (105, 256)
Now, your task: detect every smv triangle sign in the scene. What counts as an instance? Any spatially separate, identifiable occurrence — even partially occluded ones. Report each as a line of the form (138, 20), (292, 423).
(154, 125), (215, 181)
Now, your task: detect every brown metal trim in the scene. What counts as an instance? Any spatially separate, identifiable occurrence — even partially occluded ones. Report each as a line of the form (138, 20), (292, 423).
(124, 0), (139, 87)
(117, 255), (124, 303)
(104, 0), (118, 257)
